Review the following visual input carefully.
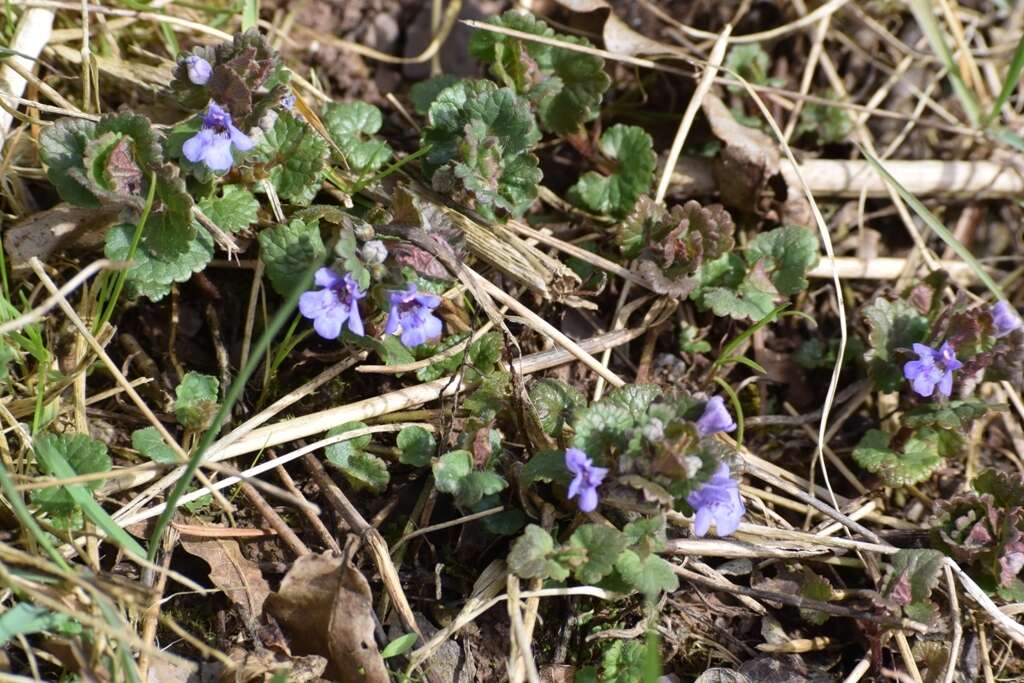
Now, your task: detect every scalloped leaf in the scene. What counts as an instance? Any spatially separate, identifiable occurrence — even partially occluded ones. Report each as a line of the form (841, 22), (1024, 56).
(470, 10), (609, 134)
(104, 222), (214, 302)
(433, 450), (507, 507)
(569, 524), (628, 584)
(322, 101), (392, 174)
(568, 124), (655, 218)
(325, 421), (389, 492)
(174, 372), (220, 431)
(258, 218), (326, 296)
(198, 185), (260, 234)
(252, 113), (329, 206)
(853, 429), (945, 487)
(396, 426), (435, 467)
(421, 79), (542, 220)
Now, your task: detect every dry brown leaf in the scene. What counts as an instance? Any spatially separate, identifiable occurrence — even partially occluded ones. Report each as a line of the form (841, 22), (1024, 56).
(180, 535), (271, 619)
(702, 93), (780, 214)
(265, 552), (388, 683)
(219, 647), (327, 683)
(4, 203), (118, 267)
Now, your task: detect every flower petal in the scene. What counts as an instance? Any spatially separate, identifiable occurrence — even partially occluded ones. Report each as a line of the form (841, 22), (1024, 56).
(298, 289), (336, 319)
(567, 473), (582, 500)
(202, 134), (235, 172)
(312, 305), (347, 340)
(578, 487), (598, 512)
(693, 507), (713, 537)
(938, 371), (954, 397)
(182, 129), (213, 164)
(229, 124), (255, 152)
(314, 267), (342, 288)
(346, 303), (365, 337)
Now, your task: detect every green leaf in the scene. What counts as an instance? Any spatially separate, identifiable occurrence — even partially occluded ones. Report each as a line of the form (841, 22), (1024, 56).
(746, 225), (819, 296)
(397, 426), (435, 467)
(174, 372), (220, 431)
(568, 124), (655, 218)
(131, 427), (180, 464)
(409, 74), (461, 116)
(432, 450), (507, 507)
(322, 101), (393, 174)
(32, 432), (147, 559)
(885, 549), (944, 606)
(862, 297), (929, 392)
(622, 515), (668, 552)
(572, 402), (634, 457)
(529, 378), (585, 437)
(903, 399), (991, 431)
(0, 604), (76, 646)
(507, 524), (568, 581)
(198, 185), (259, 234)
(796, 91), (853, 144)
(39, 118), (100, 207)
(422, 79), (542, 220)
(104, 222), (214, 302)
(569, 524), (628, 584)
(381, 632), (418, 659)
(416, 331), (503, 382)
(325, 421), (389, 492)
(470, 11), (609, 134)
(799, 572), (834, 625)
(852, 429), (944, 487)
(258, 218), (326, 296)
(725, 43), (774, 88)
(603, 384), (662, 424)
(614, 550), (679, 595)
(253, 112), (329, 206)
(598, 640), (648, 683)
(520, 450), (571, 487)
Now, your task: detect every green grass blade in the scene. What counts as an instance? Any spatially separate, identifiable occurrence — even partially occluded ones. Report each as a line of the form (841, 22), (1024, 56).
(907, 0), (981, 126)
(242, 0), (259, 31)
(984, 34), (1024, 125)
(147, 251), (326, 559)
(34, 439), (148, 560)
(712, 303), (790, 372)
(862, 149), (1005, 301)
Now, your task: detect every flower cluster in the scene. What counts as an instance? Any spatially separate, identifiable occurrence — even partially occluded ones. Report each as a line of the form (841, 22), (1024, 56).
(687, 463), (745, 537)
(298, 269), (444, 348)
(903, 341), (962, 398)
(182, 102), (254, 173)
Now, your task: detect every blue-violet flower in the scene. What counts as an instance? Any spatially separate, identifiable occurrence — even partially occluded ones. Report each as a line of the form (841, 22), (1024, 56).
(992, 301), (1022, 338)
(696, 396), (737, 437)
(687, 463), (745, 537)
(903, 341), (962, 398)
(384, 284), (443, 348)
(281, 93), (296, 110)
(182, 102), (254, 172)
(184, 55), (212, 85)
(298, 268), (366, 340)
(565, 448), (608, 513)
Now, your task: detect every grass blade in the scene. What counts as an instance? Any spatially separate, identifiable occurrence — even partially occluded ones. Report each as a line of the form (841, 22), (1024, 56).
(242, 0), (259, 31)
(147, 251), (326, 558)
(34, 437), (148, 560)
(906, 0), (981, 126)
(862, 149), (1005, 300)
(984, 34), (1024, 125)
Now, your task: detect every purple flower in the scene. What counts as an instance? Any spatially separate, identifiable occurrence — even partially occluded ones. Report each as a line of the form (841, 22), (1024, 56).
(565, 448), (608, 513)
(687, 463), (745, 537)
(182, 102), (255, 172)
(384, 284), (443, 347)
(298, 268), (366, 340)
(992, 301), (1022, 338)
(281, 93), (296, 110)
(184, 55), (212, 85)
(903, 341), (962, 398)
(696, 396), (736, 437)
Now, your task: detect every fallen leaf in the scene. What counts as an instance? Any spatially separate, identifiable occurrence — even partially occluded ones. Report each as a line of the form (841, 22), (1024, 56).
(219, 647), (327, 683)
(702, 93), (780, 214)
(180, 535), (271, 619)
(265, 552), (388, 683)
(4, 203), (118, 267)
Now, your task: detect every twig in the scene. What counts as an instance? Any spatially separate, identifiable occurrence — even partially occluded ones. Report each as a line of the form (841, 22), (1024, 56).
(276, 463), (341, 553)
(238, 481), (309, 557)
(0, 259), (123, 335)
